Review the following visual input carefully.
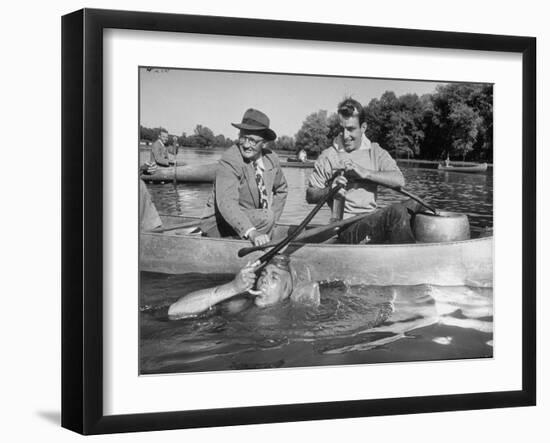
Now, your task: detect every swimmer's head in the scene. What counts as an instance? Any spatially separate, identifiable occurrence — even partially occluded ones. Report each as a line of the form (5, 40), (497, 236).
(253, 254), (294, 308)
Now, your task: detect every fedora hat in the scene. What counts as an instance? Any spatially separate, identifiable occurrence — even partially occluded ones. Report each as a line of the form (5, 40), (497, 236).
(231, 108), (277, 141)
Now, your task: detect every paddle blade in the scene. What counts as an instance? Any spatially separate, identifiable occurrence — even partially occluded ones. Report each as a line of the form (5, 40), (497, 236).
(237, 243), (273, 257)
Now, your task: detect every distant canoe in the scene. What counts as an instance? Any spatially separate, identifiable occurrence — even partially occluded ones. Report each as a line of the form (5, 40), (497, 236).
(281, 160), (314, 168)
(437, 163), (488, 173)
(140, 164), (215, 183)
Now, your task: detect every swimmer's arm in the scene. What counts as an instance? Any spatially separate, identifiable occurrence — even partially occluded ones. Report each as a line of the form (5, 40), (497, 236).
(168, 281), (242, 319)
(168, 261), (259, 319)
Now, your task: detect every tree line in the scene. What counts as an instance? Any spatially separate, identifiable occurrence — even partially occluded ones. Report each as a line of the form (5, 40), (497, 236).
(140, 83), (492, 161)
(140, 124), (234, 149)
(289, 83), (493, 161)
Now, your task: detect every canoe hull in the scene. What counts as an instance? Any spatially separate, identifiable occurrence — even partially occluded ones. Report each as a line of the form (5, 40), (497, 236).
(140, 218), (493, 287)
(281, 161), (314, 168)
(141, 164), (216, 183)
(437, 163), (488, 173)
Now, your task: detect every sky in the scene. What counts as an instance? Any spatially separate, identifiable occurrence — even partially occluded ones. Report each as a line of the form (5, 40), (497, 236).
(139, 67), (444, 139)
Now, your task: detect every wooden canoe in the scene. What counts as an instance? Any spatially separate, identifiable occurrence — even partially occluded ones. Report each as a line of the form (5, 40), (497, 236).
(140, 164), (216, 183)
(437, 163), (488, 173)
(281, 160), (314, 168)
(140, 215), (493, 287)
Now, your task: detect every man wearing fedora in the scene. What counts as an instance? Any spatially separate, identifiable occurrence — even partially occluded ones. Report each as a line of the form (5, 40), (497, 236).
(200, 108), (288, 246)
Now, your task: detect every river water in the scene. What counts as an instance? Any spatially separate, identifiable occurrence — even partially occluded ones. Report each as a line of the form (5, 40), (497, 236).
(139, 147), (493, 375)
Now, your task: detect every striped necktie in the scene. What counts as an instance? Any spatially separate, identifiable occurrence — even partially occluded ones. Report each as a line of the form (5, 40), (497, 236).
(253, 159), (269, 209)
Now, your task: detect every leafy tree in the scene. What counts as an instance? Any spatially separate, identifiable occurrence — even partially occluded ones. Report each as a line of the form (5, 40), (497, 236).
(469, 84), (493, 162)
(213, 134), (233, 148)
(139, 125), (168, 143)
(365, 91), (400, 145)
(423, 83), (492, 161)
(139, 125), (154, 142)
(365, 92), (425, 158)
(186, 124), (216, 148)
(272, 135), (295, 152)
(448, 102), (482, 161)
(294, 110), (331, 158)
(177, 132), (188, 147)
(326, 112), (341, 141)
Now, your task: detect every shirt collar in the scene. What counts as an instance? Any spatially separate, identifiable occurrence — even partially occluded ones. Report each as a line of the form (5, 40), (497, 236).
(359, 134), (372, 151)
(254, 156), (265, 171)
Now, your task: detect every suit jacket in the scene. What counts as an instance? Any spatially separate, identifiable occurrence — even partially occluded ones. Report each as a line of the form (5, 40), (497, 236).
(150, 140), (172, 166)
(202, 145), (288, 237)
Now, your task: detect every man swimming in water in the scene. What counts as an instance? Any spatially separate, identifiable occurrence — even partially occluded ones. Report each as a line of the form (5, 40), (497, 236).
(168, 254), (317, 319)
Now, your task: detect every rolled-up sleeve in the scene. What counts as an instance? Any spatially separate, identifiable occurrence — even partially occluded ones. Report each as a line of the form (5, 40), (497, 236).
(377, 149), (400, 172)
(308, 153), (333, 189)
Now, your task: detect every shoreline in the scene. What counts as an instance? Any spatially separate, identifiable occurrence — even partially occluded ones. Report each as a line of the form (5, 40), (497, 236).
(139, 144), (492, 167)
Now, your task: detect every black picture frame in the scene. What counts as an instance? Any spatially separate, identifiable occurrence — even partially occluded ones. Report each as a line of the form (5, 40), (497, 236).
(61, 8), (536, 435)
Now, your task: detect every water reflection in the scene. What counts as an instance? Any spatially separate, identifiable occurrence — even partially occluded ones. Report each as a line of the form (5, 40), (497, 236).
(140, 272), (493, 374)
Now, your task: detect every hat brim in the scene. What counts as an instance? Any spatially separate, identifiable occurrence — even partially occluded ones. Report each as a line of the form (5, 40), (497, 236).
(231, 123), (276, 141)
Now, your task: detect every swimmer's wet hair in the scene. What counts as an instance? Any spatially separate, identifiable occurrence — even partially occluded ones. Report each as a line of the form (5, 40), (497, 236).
(268, 254), (294, 299)
(269, 254), (291, 272)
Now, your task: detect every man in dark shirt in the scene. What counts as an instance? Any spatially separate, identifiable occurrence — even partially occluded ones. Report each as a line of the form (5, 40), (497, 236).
(150, 129), (175, 167)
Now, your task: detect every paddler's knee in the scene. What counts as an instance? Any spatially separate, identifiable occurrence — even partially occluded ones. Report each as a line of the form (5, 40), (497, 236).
(386, 203), (410, 223)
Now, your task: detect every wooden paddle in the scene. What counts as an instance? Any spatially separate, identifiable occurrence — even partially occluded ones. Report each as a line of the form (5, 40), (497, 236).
(389, 186), (438, 215)
(249, 183), (343, 266)
(172, 142), (179, 185)
(237, 212), (370, 257)
(345, 170), (438, 215)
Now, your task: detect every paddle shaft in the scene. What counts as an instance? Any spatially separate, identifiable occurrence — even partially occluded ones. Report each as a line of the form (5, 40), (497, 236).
(390, 186), (437, 215)
(238, 212), (369, 257)
(254, 183), (343, 266)
(333, 167), (438, 215)
(173, 144), (179, 185)
(344, 170), (437, 215)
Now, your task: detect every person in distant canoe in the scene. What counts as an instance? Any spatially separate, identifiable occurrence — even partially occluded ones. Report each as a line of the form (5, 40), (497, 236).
(168, 254), (318, 319)
(297, 148), (307, 162)
(306, 97), (417, 244)
(200, 108), (288, 247)
(168, 136), (180, 157)
(149, 129), (175, 167)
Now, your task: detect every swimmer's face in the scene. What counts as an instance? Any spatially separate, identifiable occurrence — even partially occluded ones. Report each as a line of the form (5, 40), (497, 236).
(253, 264), (293, 307)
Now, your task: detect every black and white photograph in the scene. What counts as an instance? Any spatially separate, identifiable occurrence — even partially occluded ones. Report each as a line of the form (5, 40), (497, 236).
(1, 0), (541, 439)
(138, 67), (494, 375)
